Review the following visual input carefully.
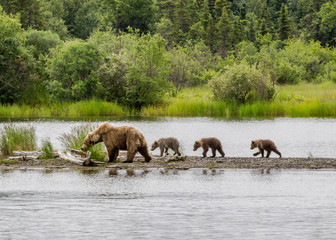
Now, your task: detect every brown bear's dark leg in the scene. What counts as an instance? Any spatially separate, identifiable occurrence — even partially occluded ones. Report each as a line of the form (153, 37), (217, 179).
(165, 148), (169, 155)
(260, 148), (265, 158)
(108, 148), (119, 162)
(175, 148), (181, 156)
(266, 150), (271, 158)
(218, 147), (225, 157)
(273, 149), (282, 158)
(160, 147), (164, 157)
(202, 147), (208, 158)
(211, 148), (216, 157)
(123, 150), (136, 163)
(253, 151), (261, 156)
(138, 147), (152, 162)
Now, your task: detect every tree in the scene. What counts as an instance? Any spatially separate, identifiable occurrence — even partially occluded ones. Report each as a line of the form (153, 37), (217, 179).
(103, 0), (157, 34)
(0, 7), (39, 104)
(216, 3), (233, 57)
(279, 3), (291, 41)
(0, 0), (45, 29)
(47, 40), (101, 101)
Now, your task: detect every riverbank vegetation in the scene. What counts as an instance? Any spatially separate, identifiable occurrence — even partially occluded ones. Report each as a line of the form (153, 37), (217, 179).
(1, 0), (336, 118)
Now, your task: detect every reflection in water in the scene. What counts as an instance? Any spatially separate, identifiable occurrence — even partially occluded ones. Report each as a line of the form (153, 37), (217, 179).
(0, 169), (336, 239)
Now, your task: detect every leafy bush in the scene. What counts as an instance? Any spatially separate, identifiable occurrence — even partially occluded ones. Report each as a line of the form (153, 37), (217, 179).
(25, 29), (62, 58)
(209, 63), (275, 103)
(41, 137), (54, 159)
(47, 40), (101, 102)
(58, 123), (106, 161)
(0, 124), (36, 156)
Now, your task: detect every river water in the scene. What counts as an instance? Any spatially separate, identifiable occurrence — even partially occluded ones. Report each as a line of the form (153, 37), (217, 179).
(0, 117), (335, 158)
(0, 169), (336, 239)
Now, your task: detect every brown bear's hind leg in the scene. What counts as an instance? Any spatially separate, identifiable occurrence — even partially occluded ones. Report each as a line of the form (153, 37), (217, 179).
(273, 149), (282, 158)
(218, 147), (225, 157)
(266, 150), (271, 158)
(123, 150), (136, 163)
(211, 148), (216, 157)
(165, 148), (169, 155)
(138, 146), (152, 162)
(176, 148), (181, 156)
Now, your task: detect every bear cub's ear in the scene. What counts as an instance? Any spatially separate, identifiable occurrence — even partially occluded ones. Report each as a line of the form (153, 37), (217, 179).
(251, 140), (255, 144)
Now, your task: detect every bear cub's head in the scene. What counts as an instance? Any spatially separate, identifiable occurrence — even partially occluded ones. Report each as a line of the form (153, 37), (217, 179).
(250, 140), (257, 150)
(151, 141), (159, 151)
(193, 141), (201, 151)
(81, 132), (102, 151)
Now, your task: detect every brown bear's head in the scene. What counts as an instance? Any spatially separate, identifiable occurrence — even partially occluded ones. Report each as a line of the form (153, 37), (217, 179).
(151, 141), (159, 151)
(250, 140), (257, 149)
(193, 141), (201, 151)
(81, 132), (102, 151)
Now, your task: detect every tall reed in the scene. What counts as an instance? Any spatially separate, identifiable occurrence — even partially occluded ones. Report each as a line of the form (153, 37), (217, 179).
(0, 124), (37, 156)
(58, 123), (106, 161)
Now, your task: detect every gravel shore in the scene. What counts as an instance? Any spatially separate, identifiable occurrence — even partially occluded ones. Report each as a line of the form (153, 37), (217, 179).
(1, 153), (336, 170)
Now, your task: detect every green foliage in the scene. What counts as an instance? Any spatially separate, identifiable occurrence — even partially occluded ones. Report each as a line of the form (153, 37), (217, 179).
(0, 124), (37, 156)
(41, 137), (53, 159)
(25, 29), (62, 58)
(278, 4), (291, 41)
(103, 0), (157, 33)
(209, 62), (275, 103)
(47, 40), (101, 101)
(58, 123), (106, 161)
(0, 7), (40, 104)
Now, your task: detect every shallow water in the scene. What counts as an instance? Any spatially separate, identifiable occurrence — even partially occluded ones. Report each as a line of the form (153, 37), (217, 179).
(0, 117), (335, 158)
(0, 169), (336, 239)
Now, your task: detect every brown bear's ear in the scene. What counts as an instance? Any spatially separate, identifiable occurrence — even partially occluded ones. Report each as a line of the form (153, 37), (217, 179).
(251, 140), (255, 144)
(154, 141), (158, 144)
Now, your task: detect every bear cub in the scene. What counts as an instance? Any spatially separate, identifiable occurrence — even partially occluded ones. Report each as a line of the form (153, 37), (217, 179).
(193, 138), (225, 158)
(151, 137), (181, 156)
(250, 139), (281, 158)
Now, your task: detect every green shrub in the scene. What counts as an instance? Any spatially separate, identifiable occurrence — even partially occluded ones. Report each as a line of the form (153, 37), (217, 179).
(58, 123), (106, 161)
(0, 124), (37, 156)
(41, 137), (54, 159)
(209, 63), (275, 103)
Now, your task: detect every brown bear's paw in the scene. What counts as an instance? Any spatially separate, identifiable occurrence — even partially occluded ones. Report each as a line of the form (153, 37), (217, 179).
(122, 160), (133, 163)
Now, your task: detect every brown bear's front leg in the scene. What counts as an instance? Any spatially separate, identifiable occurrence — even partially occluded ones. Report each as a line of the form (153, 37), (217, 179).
(266, 150), (271, 158)
(253, 151), (261, 156)
(160, 147), (164, 157)
(211, 148), (216, 157)
(259, 148), (265, 158)
(108, 148), (119, 162)
(202, 147), (208, 158)
(138, 146), (152, 162)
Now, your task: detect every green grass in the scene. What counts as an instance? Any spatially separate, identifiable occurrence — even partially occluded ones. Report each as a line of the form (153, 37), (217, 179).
(0, 124), (37, 156)
(41, 137), (54, 159)
(142, 82), (336, 118)
(58, 123), (106, 161)
(1, 82), (336, 118)
(0, 100), (124, 118)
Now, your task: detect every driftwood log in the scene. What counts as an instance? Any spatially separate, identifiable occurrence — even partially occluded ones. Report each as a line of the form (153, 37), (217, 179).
(8, 150), (42, 161)
(57, 149), (96, 166)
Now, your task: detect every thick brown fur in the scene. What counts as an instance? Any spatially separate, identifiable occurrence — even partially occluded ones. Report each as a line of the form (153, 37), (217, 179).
(151, 137), (181, 156)
(193, 138), (225, 158)
(250, 139), (282, 158)
(81, 122), (151, 163)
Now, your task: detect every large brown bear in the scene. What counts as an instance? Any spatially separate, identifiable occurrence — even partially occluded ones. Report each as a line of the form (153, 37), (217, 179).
(193, 138), (225, 158)
(81, 122), (151, 163)
(151, 137), (181, 156)
(250, 139), (282, 158)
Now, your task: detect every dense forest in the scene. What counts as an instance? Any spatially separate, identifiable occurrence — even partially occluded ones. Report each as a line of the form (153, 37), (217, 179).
(1, 0), (336, 110)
